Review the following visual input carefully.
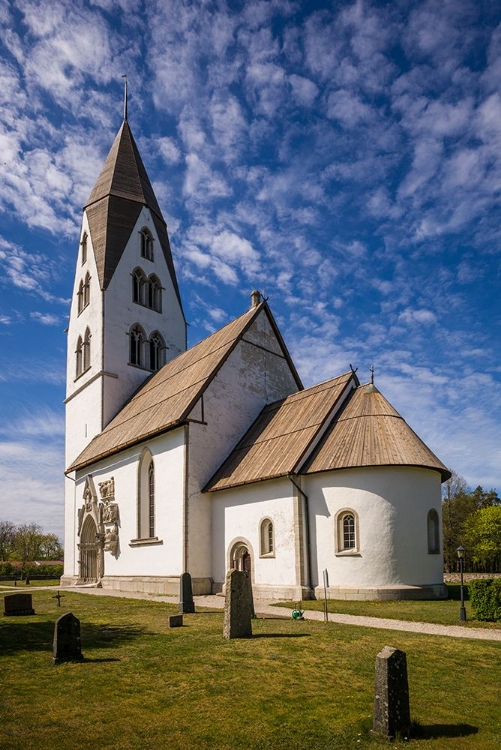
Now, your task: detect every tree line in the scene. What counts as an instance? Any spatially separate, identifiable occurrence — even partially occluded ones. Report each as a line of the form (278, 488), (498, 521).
(442, 472), (501, 573)
(0, 521), (63, 564)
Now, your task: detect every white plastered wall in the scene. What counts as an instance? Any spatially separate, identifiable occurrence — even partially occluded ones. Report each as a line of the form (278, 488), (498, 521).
(211, 478), (298, 593)
(67, 428), (185, 580)
(186, 310), (299, 582)
(307, 466), (444, 591)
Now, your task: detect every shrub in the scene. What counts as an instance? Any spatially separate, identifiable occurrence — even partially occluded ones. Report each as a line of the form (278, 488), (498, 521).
(469, 579), (501, 621)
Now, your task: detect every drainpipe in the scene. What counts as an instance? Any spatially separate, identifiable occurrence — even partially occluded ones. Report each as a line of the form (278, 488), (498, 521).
(288, 475), (313, 592)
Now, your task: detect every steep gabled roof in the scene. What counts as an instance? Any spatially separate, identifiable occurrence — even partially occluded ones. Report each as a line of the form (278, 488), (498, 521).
(304, 383), (451, 481)
(67, 302), (301, 473)
(204, 372), (356, 492)
(84, 120), (182, 305)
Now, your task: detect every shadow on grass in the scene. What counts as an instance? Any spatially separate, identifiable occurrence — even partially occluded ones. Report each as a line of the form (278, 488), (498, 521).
(251, 633), (311, 639)
(0, 620), (147, 654)
(413, 722), (478, 739)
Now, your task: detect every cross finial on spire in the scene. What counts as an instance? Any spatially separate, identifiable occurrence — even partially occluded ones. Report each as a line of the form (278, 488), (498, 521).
(370, 364), (375, 385)
(122, 75), (128, 122)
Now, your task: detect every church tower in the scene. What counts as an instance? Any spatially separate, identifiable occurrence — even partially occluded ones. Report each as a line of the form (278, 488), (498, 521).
(65, 112), (186, 471)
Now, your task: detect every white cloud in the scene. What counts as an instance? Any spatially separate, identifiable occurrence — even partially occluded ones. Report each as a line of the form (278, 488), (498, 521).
(30, 311), (61, 325)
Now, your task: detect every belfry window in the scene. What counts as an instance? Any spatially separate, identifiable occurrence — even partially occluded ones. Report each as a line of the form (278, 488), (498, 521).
(140, 228), (154, 261)
(77, 280), (84, 314)
(83, 328), (91, 372)
(76, 336), (83, 377)
(149, 331), (165, 371)
(83, 272), (91, 308)
(81, 232), (88, 265)
(132, 268), (146, 305)
(129, 324), (145, 367)
(148, 275), (162, 312)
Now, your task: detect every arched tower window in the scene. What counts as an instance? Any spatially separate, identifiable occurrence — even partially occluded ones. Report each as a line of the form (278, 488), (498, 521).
(83, 272), (91, 308)
(427, 509), (440, 553)
(81, 232), (88, 265)
(83, 328), (91, 372)
(148, 275), (162, 312)
(140, 227), (154, 261)
(137, 449), (156, 539)
(76, 335), (83, 377)
(129, 324), (145, 367)
(260, 518), (274, 556)
(149, 331), (165, 371)
(335, 509), (359, 554)
(77, 280), (84, 314)
(132, 268), (146, 305)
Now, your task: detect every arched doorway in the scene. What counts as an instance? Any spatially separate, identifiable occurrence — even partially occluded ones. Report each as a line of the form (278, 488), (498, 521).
(79, 516), (100, 581)
(229, 541), (252, 582)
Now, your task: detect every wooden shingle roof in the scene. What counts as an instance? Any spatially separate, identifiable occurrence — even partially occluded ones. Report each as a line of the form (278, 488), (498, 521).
(304, 383), (451, 480)
(67, 302), (301, 473)
(204, 372), (356, 491)
(84, 120), (181, 305)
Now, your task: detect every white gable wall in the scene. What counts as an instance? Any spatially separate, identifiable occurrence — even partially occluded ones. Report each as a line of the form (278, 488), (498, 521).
(186, 310), (300, 587)
(102, 206), (186, 428)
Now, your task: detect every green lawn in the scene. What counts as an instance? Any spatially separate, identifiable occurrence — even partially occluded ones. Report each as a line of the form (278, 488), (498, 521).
(274, 584), (501, 629)
(0, 579), (61, 588)
(1, 590), (500, 749)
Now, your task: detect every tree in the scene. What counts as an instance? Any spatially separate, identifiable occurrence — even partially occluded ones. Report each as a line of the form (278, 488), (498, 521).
(12, 523), (44, 564)
(441, 471), (500, 572)
(0, 521), (16, 561)
(465, 506), (501, 572)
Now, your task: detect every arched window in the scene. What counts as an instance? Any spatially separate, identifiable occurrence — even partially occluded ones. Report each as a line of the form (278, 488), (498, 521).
(83, 328), (91, 372)
(76, 335), (83, 377)
(140, 227), (154, 261)
(83, 272), (91, 308)
(148, 275), (162, 312)
(427, 509), (440, 554)
(149, 331), (165, 371)
(335, 509), (359, 554)
(137, 449), (156, 539)
(260, 518), (274, 556)
(148, 461), (155, 538)
(77, 280), (84, 314)
(81, 232), (88, 265)
(129, 324), (145, 367)
(132, 268), (146, 305)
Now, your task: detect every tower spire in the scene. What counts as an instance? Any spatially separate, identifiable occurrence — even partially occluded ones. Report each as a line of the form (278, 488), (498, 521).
(122, 75), (128, 122)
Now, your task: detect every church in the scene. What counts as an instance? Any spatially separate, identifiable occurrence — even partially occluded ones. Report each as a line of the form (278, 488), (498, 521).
(61, 112), (450, 601)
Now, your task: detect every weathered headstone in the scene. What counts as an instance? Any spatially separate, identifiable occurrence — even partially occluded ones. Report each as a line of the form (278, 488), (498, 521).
(373, 646), (411, 738)
(169, 614), (183, 628)
(4, 593), (35, 616)
(53, 612), (84, 664)
(179, 571), (195, 614)
(223, 569), (253, 639)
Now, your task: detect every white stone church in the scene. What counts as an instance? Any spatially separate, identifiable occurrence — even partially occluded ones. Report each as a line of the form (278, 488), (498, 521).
(61, 115), (450, 601)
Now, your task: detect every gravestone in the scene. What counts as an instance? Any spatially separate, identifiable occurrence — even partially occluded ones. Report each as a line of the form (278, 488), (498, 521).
(53, 612), (84, 664)
(179, 572), (195, 614)
(169, 614), (183, 628)
(4, 593), (35, 616)
(223, 569), (253, 639)
(373, 646), (411, 738)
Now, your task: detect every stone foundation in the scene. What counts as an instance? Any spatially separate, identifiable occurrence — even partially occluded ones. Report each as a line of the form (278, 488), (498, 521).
(312, 583), (448, 601)
(60, 575), (213, 596)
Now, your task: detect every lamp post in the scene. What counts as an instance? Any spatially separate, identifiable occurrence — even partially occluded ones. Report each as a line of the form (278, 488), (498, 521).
(457, 545), (467, 622)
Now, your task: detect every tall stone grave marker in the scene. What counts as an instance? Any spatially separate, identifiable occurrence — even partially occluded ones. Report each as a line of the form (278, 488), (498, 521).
(4, 593), (35, 616)
(373, 646), (411, 738)
(223, 569), (253, 639)
(53, 612), (84, 664)
(179, 571), (195, 614)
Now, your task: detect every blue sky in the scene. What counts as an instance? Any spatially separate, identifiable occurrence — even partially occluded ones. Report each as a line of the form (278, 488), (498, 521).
(0, 0), (500, 541)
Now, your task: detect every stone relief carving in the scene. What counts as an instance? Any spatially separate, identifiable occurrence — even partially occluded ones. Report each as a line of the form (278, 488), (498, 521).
(102, 502), (119, 525)
(98, 477), (115, 500)
(104, 523), (119, 555)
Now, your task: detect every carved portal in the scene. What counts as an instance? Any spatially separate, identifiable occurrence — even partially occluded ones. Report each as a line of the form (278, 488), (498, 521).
(77, 475), (120, 583)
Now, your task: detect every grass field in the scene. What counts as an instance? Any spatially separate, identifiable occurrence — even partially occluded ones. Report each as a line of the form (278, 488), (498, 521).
(0, 579), (61, 588)
(1, 589), (500, 749)
(274, 584), (501, 629)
